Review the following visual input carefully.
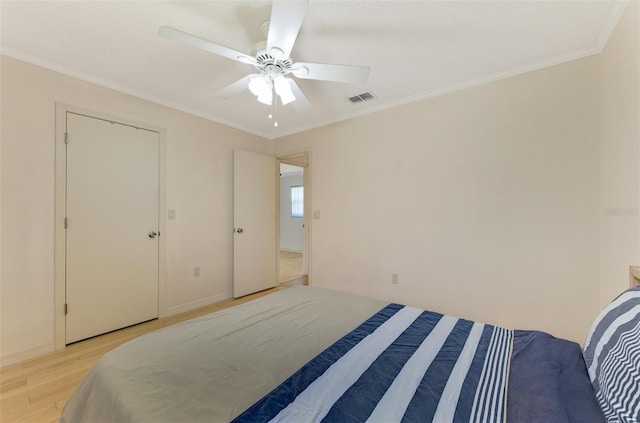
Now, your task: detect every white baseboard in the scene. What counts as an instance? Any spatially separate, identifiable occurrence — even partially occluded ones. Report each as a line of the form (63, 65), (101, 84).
(166, 291), (233, 316)
(1, 293), (235, 367)
(1, 293), (234, 367)
(1, 344), (55, 368)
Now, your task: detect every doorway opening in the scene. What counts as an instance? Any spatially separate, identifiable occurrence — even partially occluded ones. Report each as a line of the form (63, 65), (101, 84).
(278, 153), (309, 286)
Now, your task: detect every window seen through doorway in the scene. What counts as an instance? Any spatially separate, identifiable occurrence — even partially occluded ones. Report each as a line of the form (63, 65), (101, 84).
(291, 186), (303, 218)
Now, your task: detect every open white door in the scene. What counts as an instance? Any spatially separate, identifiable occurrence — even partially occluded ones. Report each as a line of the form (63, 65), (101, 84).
(233, 150), (277, 297)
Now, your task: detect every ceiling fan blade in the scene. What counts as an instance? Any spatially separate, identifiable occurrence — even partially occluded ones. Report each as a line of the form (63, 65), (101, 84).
(212, 74), (258, 99)
(158, 26), (256, 65)
(287, 78), (312, 113)
(291, 62), (370, 84)
(266, 0), (308, 60)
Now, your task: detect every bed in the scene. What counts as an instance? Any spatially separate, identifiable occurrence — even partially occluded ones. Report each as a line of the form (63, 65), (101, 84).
(60, 285), (640, 422)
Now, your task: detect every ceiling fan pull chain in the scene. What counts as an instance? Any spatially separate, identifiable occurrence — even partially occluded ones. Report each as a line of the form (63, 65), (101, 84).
(274, 88), (279, 112)
(274, 89), (280, 127)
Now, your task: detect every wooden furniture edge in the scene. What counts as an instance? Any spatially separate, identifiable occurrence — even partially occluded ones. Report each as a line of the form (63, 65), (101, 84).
(630, 265), (640, 287)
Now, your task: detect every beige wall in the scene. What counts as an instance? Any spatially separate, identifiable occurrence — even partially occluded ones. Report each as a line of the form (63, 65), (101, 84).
(275, 56), (602, 344)
(598, 1), (640, 307)
(1, 3), (638, 364)
(0, 56), (269, 364)
(274, 4), (640, 342)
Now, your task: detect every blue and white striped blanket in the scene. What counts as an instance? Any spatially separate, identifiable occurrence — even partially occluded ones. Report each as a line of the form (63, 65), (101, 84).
(234, 304), (513, 423)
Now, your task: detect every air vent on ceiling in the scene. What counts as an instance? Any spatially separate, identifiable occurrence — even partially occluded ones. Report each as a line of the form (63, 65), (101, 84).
(348, 92), (376, 104)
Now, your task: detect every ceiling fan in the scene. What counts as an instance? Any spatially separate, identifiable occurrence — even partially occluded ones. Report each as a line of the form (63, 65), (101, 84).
(158, 0), (370, 114)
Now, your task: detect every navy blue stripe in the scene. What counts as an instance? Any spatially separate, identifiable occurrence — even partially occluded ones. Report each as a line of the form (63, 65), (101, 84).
(401, 318), (474, 423)
(232, 303), (404, 423)
(321, 311), (444, 423)
(453, 325), (495, 422)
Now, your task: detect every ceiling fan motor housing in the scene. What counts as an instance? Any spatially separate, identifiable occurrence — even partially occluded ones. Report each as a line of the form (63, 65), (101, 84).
(252, 37), (293, 77)
(257, 54), (292, 77)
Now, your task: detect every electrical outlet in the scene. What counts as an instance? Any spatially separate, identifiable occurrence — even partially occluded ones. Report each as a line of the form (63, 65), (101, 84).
(392, 273), (399, 285)
(193, 266), (200, 277)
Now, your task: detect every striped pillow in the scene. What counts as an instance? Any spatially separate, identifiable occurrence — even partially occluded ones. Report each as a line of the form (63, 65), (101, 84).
(583, 286), (640, 422)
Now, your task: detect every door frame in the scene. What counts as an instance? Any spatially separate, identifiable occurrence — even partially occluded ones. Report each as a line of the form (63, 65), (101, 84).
(276, 150), (311, 284)
(54, 103), (167, 350)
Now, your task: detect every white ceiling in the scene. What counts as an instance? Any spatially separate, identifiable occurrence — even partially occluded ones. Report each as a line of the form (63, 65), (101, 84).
(0, 1), (627, 140)
(280, 163), (304, 175)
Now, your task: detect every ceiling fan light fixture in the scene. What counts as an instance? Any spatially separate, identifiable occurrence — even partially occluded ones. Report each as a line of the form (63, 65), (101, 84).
(257, 90), (273, 106)
(279, 91), (295, 105)
(248, 75), (269, 96)
(274, 76), (295, 105)
(249, 75), (273, 105)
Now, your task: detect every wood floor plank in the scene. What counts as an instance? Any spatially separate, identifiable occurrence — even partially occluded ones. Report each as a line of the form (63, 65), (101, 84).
(8, 402), (59, 423)
(0, 376), (28, 394)
(280, 250), (304, 282)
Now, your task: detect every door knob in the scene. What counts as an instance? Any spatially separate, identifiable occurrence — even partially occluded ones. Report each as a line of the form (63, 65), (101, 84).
(148, 231), (158, 239)
(235, 228), (244, 234)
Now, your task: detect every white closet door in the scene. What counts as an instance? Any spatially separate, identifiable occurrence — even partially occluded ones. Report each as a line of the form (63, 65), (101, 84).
(233, 150), (276, 298)
(65, 112), (159, 344)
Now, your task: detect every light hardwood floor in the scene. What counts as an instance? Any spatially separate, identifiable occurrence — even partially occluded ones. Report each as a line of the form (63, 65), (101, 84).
(279, 250), (304, 283)
(0, 286), (287, 423)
